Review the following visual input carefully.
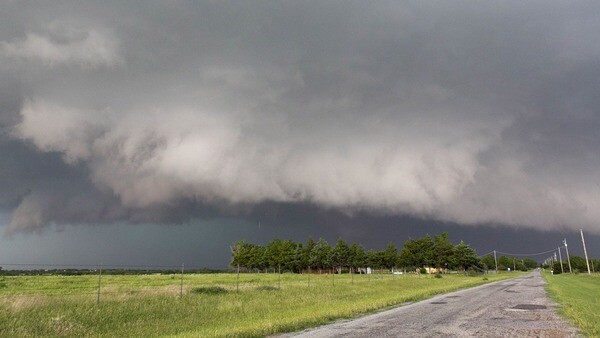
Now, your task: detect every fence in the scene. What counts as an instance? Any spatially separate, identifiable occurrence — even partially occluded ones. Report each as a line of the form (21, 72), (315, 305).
(0, 262), (442, 305)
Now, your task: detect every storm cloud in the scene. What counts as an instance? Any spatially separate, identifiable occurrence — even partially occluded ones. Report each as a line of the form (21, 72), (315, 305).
(1, 1), (600, 235)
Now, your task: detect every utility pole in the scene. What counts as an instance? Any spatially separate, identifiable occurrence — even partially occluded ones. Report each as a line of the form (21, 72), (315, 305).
(493, 250), (498, 273)
(180, 263), (185, 297)
(564, 238), (572, 273)
(580, 229), (591, 275)
(558, 247), (564, 273)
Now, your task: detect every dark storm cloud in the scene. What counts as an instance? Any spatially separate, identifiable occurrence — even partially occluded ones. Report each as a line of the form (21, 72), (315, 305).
(1, 1), (600, 234)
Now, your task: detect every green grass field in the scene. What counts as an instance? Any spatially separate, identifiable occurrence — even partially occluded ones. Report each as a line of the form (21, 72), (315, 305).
(543, 272), (600, 337)
(0, 272), (520, 337)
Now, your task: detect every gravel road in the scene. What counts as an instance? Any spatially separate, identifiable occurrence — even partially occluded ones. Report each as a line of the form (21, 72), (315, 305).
(280, 271), (579, 337)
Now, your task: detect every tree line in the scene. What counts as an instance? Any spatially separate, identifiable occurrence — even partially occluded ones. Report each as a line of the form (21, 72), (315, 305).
(231, 233), (482, 274)
(481, 255), (538, 272)
(548, 256), (599, 274)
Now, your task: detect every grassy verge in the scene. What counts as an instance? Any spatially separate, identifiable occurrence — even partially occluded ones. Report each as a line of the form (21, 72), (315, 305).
(0, 272), (521, 337)
(543, 272), (600, 337)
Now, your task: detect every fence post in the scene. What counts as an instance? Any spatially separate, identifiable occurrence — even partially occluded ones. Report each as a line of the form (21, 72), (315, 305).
(180, 263), (184, 297)
(236, 264), (240, 293)
(97, 263), (103, 305)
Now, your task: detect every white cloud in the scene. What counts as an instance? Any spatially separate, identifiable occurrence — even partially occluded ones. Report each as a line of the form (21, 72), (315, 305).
(15, 100), (111, 163)
(1, 26), (122, 68)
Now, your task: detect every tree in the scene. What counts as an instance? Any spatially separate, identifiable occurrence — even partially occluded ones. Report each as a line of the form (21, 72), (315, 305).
(291, 243), (305, 273)
(309, 238), (331, 273)
(248, 244), (266, 271)
(552, 262), (563, 274)
(368, 249), (386, 270)
(522, 258), (537, 270)
(265, 239), (296, 271)
(481, 255), (495, 271)
(348, 243), (367, 273)
(433, 232), (454, 271)
(302, 237), (316, 272)
(497, 256), (511, 271)
(569, 256), (588, 273)
(382, 243), (398, 270)
(329, 239), (350, 273)
(451, 241), (481, 272)
(398, 235), (434, 269)
(230, 240), (252, 269)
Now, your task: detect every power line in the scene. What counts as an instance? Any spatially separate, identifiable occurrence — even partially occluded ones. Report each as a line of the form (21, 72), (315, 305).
(494, 248), (558, 257)
(478, 251), (495, 257)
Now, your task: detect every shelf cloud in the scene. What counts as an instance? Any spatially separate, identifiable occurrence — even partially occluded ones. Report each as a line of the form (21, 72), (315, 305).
(2, 1), (600, 235)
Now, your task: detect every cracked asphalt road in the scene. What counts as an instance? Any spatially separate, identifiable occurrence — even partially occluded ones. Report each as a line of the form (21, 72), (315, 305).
(280, 271), (579, 337)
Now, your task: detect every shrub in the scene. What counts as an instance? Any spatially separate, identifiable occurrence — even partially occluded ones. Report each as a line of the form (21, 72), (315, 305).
(419, 268), (427, 274)
(552, 262), (563, 274)
(190, 286), (228, 295)
(434, 273), (442, 279)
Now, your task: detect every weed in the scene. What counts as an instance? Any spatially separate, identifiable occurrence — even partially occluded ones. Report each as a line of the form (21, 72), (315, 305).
(190, 286), (228, 295)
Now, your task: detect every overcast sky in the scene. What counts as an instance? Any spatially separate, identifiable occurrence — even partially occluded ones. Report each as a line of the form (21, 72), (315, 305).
(1, 1), (599, 267)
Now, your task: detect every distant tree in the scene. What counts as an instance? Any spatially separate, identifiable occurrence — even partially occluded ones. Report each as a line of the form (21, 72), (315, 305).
(569, 256), (588, 273)
(265, 239), (296, 271)
(481, 255), (495, 271)
(368, 249), (387, 270)
(382, 243), (398, 270)
(451, 241), (481, 272)
(551, 262), (563, 274)
(398, 239), (417, 269)
(419, 234), (436, 267)
(248, 244), (266, 271)
(591, 258), (599, 273)
(302, 237), (316, 271)
(433, 232), (454, 271)
(329, 239), (351, 273)
(497, 256), (511, 271)
(309, 238), (331, 273)
(522, 258), (538, 270)
(230, 240), (252, 269)
(348, 243), (367, 273)
(398, 235), (434, 269)
(291, 243), (305, 273)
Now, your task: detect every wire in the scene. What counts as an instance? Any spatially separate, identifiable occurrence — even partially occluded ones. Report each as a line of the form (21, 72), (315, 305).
(478, 251), (495, 257)
(494, 248), (558, 257)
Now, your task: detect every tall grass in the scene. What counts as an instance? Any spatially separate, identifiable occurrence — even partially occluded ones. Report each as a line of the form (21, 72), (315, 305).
(543, 272), (600, 337)
(0, 272), (520, 337)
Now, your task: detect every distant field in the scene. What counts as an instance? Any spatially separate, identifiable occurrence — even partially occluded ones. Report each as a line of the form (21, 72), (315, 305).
(543, 272), (600, 337)
(0, 271), (521, 337)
